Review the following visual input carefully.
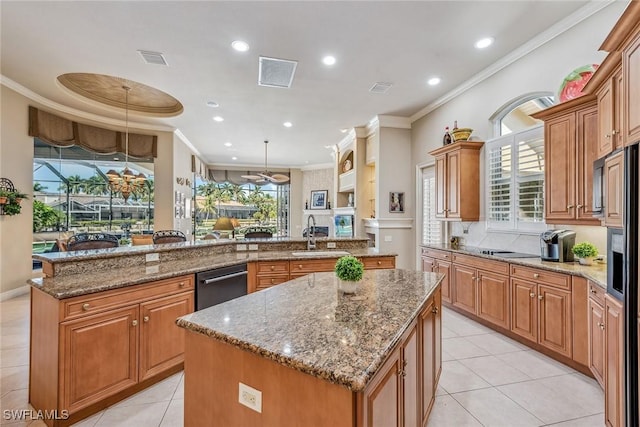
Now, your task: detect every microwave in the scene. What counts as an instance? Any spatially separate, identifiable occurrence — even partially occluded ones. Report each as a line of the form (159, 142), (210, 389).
(593, 157), (605, 216)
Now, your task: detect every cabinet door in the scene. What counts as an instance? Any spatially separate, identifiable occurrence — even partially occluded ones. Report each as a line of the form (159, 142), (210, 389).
(420, 299), (435, 425)
(605, 296), (624, 427)
(588, 298), (605, 387)
(435, 261), (451, 304)
(433, 288), (442, 385)
(401, 323), (419, 427)
(597, 79), (614, 158)
(477, 271), (509, 329)
(434, 155), (447, 218)
(614, 69), (624, 150)
(576, 106), (600, 222)
(421, 256), (435, 273)
(538, 285), (572, 358)
(451, 264), (476, 315)
(623, 33), (640, 146)
(61, 306), (139, 413)
(363, 348), (401, 427)
(604, 151), (624, 228)
(139, 292), (194, 381)
(510, 279), (537, 343)
(446, 151), (460, 219)
(545, 114), (577, 222)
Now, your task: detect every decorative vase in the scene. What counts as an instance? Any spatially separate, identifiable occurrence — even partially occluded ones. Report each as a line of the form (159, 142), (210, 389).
(578, 256), (594, 266)
(338, 279), (359, 294)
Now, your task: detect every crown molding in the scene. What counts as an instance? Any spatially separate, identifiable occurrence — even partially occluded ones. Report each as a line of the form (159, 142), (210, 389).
(174, 129), (204, 159)
(378, 115), (412, 129)
(2, 75), (176, 133)
(337, 129), (356, 151)
(300, 162), (334, 171)
(366, 117), (380, 136)
(354, 127), (368, 138)
(409, 0), (616, 123)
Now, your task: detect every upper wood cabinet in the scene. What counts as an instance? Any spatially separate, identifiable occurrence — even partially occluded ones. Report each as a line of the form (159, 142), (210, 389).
(623, 29), (640, 146)
(604, 150), (624, 228)
(596, 65), (624, 158)
(429, 141), (484, 221)
(533, 100), (600, 225)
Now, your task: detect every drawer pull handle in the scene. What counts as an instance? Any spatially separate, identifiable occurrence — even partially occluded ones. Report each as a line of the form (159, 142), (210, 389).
(179, 282), (185, 287)
(143, 316), (150, 323)
(533, 273), (540, 279)
(132, 320), (138, 327)
(82, 303), (91, 311)
(600, 323), (605, 330)
(538, 295), (544, 300)
(530, 292), (536, 298)
(377, 261), (382, 265)
(432, 306), (439, 314)
(605, 134), (611, 139)
(444, 255), (449, 258)
(612, 130), (618, 135)
(590, 287), (597, 294)
(271, 278), (275, 284)
(567, 205), (574, 209)
(298, 265), (303, 269)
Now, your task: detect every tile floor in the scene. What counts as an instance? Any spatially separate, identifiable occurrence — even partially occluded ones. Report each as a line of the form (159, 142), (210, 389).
(1, 293), (604, 426)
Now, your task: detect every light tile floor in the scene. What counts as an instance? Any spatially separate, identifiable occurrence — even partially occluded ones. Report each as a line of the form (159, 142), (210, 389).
(1, 293), (604, 426)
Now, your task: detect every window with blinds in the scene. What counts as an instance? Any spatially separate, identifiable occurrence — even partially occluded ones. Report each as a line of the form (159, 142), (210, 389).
(486, 125), (545, 232)
(422, 167), (442, 245)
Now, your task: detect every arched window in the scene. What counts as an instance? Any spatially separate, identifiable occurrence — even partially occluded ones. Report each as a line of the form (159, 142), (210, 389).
(490, 92), (554, 137)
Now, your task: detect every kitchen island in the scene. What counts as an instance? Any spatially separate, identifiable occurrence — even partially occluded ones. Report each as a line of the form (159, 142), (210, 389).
(177, 269), (443, 427)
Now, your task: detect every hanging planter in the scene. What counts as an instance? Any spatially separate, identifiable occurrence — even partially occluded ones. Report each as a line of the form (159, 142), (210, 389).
(0, 178), (28, 216)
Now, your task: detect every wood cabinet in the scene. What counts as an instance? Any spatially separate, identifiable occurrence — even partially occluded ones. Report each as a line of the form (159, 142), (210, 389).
(510, 266), (572, 358)
(451, 254), (509, 329)
(248, 256), (396, 292)
(421, 248), (452, 303)
(429, 141), (484, 221)
(623, 29), (640, 146)
(604, 150), (624, 228)
(588, 293), (605, 387)
(363, 347), (402, 427)
(535, 101), (600, 225)
(605, 294), (624, 427)
(596, 66), (624, 158)
(30, 275), (195, 424)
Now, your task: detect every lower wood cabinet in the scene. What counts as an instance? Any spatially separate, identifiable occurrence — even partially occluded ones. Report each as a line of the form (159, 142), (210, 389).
(604, 294), (624, 427)
(30, 275), (195, 425)
(588, 285), (606, 387)
(421, 249), (451, 303)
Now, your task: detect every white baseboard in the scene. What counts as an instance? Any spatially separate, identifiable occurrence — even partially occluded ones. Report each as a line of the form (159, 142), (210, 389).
(0, 285), (30, 302)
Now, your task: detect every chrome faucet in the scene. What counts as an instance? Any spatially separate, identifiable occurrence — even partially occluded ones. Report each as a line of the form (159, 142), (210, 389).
(307, 214), (316, 250)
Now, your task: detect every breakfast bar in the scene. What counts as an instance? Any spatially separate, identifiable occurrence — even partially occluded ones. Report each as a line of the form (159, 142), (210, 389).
(177, 269), (443, 427)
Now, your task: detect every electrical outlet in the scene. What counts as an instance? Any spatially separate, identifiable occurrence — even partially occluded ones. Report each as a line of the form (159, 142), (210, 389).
(145, 253), (159, 263)
(384, 235), (392, 242)
(236, 244), (247, 251)
(238, 382), (262, 413)
(248, 244), (259, 251)
(327, 242), (336, 249)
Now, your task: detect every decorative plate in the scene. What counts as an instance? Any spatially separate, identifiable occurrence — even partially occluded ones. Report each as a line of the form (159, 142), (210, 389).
(342, 159), (352, 172)
(558, 64), (599, 103)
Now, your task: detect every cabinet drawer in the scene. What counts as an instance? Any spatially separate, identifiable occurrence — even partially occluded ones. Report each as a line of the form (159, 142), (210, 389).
(361, 256), (395, 270)
(588, 281), (606, 306)
(256, 261), (289, 274)
(290, 258), (337, 273)
(255, 274), (290, 288)
(63, 275), (194, 321)
(451, 253), (509, 275)
(510, 265), (570, 290)
(421, 248), (451, 262)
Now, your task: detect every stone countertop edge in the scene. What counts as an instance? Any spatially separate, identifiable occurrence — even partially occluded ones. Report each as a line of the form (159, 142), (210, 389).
(421, 244), (607, 289)
(176, 270), (443, 392)
(32, 236), (371, 264)
(28, 248), (397, 299)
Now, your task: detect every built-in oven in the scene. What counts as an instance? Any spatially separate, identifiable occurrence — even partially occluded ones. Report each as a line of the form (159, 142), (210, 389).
(607, 227), (624, 301)
(195, 263), (248, 310)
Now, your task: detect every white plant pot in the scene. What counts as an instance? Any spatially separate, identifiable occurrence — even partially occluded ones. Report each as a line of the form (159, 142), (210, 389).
(578, 256), (594, 266)
(338, 279), (359, 294)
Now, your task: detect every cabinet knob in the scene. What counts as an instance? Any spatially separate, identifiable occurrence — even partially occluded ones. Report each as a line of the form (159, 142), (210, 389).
(398, 369), (406, 378)
(590, 287), (597, 294)
(271, 278), (275, 284)
(179, 282), (185, 287)
(433, 262), (438, 268)
(577, 204), (583, 209)
(271, 265), (275, 270)
(82, 303), (90, 311)
(567, 205), (574, 209)
(444, 254), (449, 258)
(143, 316), (150, 323)
(600, 323), (605, 330)
(132, 320), (138, 327)
(432, 306), (439, 314)
(377, 261), (382, 265)
(612, 130), (618, 135)
(605, 134), (611, 139)
(538, 295), (544, 300)
(530, 292), (536, 298)
(298, 264), (303, 269)
(533, 273), (540, 279)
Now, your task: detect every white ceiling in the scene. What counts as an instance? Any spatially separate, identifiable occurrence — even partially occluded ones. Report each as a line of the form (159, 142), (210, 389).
(1, 1), (594, 168)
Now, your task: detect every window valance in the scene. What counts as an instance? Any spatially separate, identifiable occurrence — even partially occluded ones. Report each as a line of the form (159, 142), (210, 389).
(207, 169), (290, 186)
(28, 106), (157, 158)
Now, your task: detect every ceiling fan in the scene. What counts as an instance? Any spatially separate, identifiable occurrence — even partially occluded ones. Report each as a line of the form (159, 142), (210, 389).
(241, 140), (290, 184)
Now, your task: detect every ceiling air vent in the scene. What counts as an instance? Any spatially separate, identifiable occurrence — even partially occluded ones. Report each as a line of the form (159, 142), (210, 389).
(369, 82), (393, 94)
(138, 50), (168, 66)
(258, 56), (298, 88)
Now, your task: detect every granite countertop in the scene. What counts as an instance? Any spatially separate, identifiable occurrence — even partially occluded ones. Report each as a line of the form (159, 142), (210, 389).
(176, 269), (442, 392)
(422, 244), (607, 288)
(29, 248), (395, 299)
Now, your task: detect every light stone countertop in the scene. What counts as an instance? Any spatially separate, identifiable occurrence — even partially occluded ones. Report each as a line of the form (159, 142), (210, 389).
(422, 244), (607, 289)
(176, 269), (443, 392)
(29, 248), (395, 299)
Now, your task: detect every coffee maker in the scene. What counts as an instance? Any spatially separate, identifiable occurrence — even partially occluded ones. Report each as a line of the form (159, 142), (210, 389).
(540, 229), (576, 262)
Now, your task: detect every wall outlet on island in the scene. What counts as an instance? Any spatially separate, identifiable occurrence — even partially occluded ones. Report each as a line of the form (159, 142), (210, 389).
(239, 382), (262, 413)
(248, 244), (259, 251)
(236, 244), (247, 251)
(327, 242), (336, 249)
(145, 253), (159, 263)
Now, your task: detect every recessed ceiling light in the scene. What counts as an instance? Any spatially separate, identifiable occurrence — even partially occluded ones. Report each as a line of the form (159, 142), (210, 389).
(340, 128), (349, 133)
(427, 77), (441, 86)
(475, 37), (494, 49)
(224, 142), (232, 147)
(283, 121), (293, 128)
(231, 40), (250, 52)
(322, 55), (336, 66)
(213, 116), (224, 122)
(232, 156), (238, 160)
(206, 101), (219, 108)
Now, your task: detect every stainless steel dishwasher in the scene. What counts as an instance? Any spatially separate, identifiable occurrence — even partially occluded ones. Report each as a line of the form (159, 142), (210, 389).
(195, 263), (248, 310)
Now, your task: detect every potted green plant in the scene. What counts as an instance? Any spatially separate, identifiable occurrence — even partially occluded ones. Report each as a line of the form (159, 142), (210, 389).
(334, 255), (364, 293)
(2, 193), (22, 215)
(11, 191), (29, 204)
(0, 189), (10, 205)
(572, 242), (598, 265)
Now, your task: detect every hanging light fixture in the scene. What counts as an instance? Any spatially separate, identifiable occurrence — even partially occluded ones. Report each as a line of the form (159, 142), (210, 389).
(107, 85), (146, 202)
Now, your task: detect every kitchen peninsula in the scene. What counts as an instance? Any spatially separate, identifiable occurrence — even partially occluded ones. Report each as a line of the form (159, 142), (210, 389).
(28, 237), (397, 426)
(177, 269), (443, 427)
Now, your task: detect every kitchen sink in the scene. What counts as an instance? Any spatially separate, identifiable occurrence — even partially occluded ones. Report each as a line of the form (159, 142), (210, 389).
(479, 249), (537, 258)
(291, 250), (350, 257)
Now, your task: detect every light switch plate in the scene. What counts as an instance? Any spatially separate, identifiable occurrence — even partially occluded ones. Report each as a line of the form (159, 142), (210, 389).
(384, 235), (392, 242)
(238, 382), (262, 413)
(327, 242), (336, 248)
(145, 253), (160, 263)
